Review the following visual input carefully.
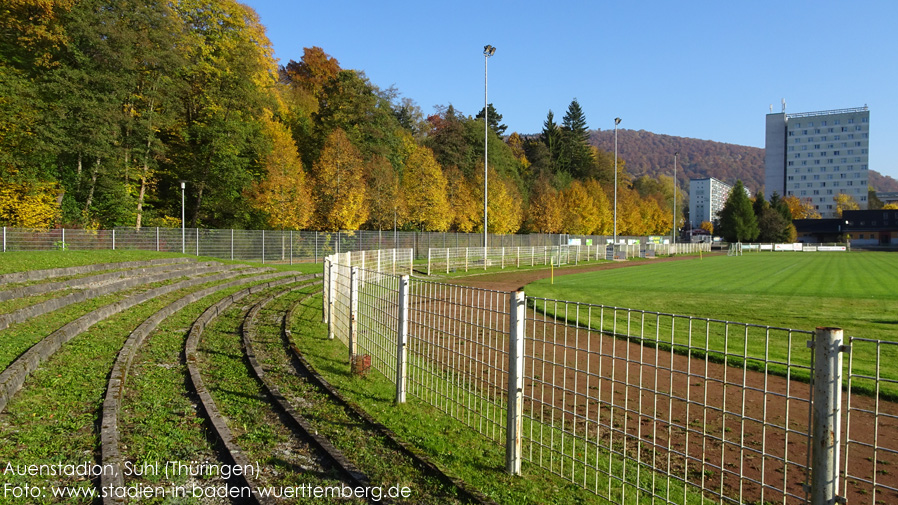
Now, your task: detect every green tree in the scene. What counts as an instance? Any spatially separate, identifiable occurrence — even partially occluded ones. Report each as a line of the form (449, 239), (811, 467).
(717, 180), (759, 242)
(557, 98), (594, 178)
(475, 103), (507, 137)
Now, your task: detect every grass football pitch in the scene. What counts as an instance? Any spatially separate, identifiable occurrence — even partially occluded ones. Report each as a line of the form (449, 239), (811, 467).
(526, 251), (898, 396)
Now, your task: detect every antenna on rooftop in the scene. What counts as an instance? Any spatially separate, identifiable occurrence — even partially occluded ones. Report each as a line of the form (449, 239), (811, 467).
(782, 98), (786, 113)
(769, 104), (773, 113)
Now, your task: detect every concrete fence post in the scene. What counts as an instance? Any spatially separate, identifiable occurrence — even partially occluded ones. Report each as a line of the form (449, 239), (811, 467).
(112, 229), (115, 250)
(811, 327), (845, 505)
(156, 227), (159, 252)
(506, 289), (526, 475)
(349, 266), (359, 360)
(2, 226), (5, 252)
(322, 259), (330, 324)
(195, 228), (199, 256)
(261, 230), (265, 264)
(395, 275), (410, 404)
(62, 228), (65, 250)
(427, 248), (432, 276)
(446, 248), (450, 274)
(327, 261), (336, 339)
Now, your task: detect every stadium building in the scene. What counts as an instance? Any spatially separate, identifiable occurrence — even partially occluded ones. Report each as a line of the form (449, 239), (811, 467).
(765, 106), (870, 218)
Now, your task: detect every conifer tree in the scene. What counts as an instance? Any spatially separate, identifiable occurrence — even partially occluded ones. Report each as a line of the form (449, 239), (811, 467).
(717, 180), (758, 242)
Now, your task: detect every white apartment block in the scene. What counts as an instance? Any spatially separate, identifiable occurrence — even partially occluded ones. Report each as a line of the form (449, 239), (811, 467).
(689, 177), (733, 229)
(765, 106), (869, 218)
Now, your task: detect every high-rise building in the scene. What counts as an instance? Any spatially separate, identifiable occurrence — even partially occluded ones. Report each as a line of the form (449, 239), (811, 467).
(689, 177), (734, 229)
(765, 106), (869, 218)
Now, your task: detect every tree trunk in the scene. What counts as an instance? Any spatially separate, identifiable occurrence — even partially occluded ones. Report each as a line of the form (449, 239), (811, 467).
(83, 158), (100, 216)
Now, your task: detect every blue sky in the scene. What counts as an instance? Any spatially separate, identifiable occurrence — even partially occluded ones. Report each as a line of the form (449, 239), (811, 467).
(244, 0), (898, 181)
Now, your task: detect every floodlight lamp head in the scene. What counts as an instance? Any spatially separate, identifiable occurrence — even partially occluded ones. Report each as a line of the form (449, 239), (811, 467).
(484, 45), (496, 57)
(614, 117), (622, 125)
(180, 181), (185, 189)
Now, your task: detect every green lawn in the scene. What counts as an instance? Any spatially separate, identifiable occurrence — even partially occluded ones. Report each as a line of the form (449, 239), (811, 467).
(526, 251), (898, 396)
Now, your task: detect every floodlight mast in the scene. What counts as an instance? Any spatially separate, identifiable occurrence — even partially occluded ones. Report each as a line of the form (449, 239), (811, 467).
(613, 117), (621, 246)
(483, 45), (495, 251)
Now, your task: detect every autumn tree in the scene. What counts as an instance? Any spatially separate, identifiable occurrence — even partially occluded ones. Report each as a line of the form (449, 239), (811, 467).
(444, 166), (479, 233)
(312, 129), (368, 230)
(526, 173), (562, 233)
(560, 180), (600, 234)
(245, 115), (312, 230)
(834, 192), (860, 217)
(366, 155), (402, 230)
(401, 144), (451, 232)
(583, 179), (613, 235)
(783, 195), (821, 219)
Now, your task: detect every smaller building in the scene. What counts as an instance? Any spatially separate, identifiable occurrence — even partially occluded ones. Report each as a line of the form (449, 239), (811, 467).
(689, 177), (735, 230)
(876, 192), (898, 206)
(794, 209), (898, 246)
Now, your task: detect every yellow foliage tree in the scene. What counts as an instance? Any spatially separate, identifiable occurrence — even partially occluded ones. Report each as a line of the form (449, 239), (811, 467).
(472, 167), (523, 234)
(401, 144), (451, 231)
(366, 154), (402, 230)
(444, 166), (479, 233)
(560, 180), (600, 235)
(312, 128), (368, 231)
(783, 195), (821, 219)
(834, 192), (860, 217)
(527, 174), (562, 233)
(0, 179), (59, 228)
(489, 175), (524, 234)
(615, 186), (644, 236)
(583, 179), (612, 235)
(245, 115), (312, 230)
(883, 203), (898, 210)
(700, 221), (714, 234)
(640, 196), (671, 235)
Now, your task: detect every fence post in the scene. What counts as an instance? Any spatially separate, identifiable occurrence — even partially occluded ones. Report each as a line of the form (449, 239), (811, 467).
(427, 248), (432, 276)
(2, 226), (5, 252)
(62, 228), (66, 250)
(195, 228), (199, 256)
(112, 229), (115, 250)
(322, 259), (329, 323)
(290, 230), (293, 265)
(230, 229), (234, 260)
(811, 327), (845, 505)
(156, 227), (159, 252)
(349, 266), (359, 361)
(506, 289), (526, 475)
(395, 275), (410, 404)
(327, 261), (336, 339)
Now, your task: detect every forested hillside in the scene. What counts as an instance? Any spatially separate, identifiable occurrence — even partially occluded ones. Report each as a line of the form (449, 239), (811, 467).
(590, 129), (898, 195)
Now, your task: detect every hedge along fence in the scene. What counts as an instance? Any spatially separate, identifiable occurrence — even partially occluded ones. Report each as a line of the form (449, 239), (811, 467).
(323, 248), (896, 505)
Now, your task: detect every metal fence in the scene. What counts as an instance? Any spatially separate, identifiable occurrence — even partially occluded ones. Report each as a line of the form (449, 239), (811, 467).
(2, 226), (706, 263)
(333, 251), (898, 503)
(426, 243), (713, 274)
